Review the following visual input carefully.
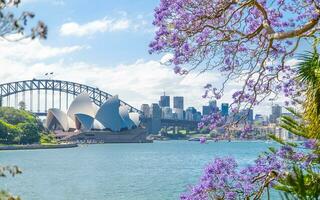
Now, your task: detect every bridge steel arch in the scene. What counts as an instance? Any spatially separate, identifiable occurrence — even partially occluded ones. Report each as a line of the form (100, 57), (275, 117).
(0, 79), (142, 115)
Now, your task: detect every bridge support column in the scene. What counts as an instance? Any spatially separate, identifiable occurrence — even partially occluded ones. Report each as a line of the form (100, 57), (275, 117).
(37, 89), (40, 112)
(0, 97), (2, 107)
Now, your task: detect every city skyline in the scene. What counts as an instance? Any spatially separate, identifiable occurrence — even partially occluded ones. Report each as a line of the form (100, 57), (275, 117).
(143, 92), (287, 120)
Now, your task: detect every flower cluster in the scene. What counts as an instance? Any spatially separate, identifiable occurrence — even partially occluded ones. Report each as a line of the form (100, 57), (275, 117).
(198, 112), (223, 131)
(181, 155), (285, 200)
(181, 141), (319, 200)
(150, 0), (319, 116)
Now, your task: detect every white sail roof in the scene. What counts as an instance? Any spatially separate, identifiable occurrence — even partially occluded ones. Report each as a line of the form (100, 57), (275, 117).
(67, 93), (96, 121)
(95, 95), (127, 131)
(92, 119), (105, 130)
(119, 105), (136, 129)
(46, 93), (141, 132)
(46, 108), (70, 131)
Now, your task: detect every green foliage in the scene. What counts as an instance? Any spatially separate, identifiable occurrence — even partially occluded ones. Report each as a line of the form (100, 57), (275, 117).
(296, 51), (320, 138)
(17, 123), (40, 144)
(269, 105), (320, 199)
(0, 107), (42, 144)
(0, 107), (37, 125)
(40, 133), (57, 144)
(276, 166), (320, 200)
(200, 127), (210, 134)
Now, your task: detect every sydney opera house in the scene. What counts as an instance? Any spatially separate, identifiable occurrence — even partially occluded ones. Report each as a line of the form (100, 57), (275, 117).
(46, 93), (148, 143)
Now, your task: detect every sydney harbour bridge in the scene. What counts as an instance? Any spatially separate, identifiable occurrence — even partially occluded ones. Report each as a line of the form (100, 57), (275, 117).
(0, 79), (198, 133)
(0, 79), (142, 116)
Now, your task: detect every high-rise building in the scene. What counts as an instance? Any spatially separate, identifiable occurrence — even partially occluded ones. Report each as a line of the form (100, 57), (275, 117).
(203, 100), (219, 115)
(209, 100), (218, 113)
(149, 103), (161, 134)
(159, 93), (170, 107)
(173, 96), (184, 110)
(247, 108), (254, 122)
(186, 107), (197, 121)
(236, 108), (253, 123)
(150, 103), (161, 119)
(202, 105), (210, 116)
(272, 104), (282, 117)
(162, 107), (173, 119)
(173, 108), (184, 120)
(194, 111), (202, 121)
(221, 103), (229, 116)
(141, 104), (150, 117)
(270, 104), (282, 123)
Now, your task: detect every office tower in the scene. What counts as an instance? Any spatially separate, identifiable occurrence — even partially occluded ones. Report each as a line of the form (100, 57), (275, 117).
(247, 108), (254, 122)
(209, 100), (218, 112)
(159, 93), (170, 107)
(150, 103), (161, 134)
(150, 103), (161, 119)
(221, 103), (229, 116)
(162, 107), (173, 119)
(186, 107), (197, 121)
(272, 104), (282, 118)
(173, 108), (184, 120)
(173, 96), (184, 110)
(202, 105), (210, 116)
(269, 104), (282, 123)
(141, 104), (150, 117)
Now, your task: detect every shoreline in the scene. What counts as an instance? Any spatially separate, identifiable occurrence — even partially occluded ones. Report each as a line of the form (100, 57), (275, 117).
(0, 144), (78, 151)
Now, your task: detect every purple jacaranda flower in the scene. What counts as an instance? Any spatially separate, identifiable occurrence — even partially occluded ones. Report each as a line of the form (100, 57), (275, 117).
(304, 139), (318, 150)
(277, 145), (293, 159)
(200, 137), (206, 144)
(149, 0), (315, 121)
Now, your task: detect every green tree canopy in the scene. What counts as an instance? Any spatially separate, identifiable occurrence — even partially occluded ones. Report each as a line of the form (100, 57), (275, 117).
(0, 107), (37, 125)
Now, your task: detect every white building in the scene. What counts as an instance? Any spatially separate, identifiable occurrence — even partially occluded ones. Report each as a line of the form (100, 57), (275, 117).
(46, 93), (140, 132)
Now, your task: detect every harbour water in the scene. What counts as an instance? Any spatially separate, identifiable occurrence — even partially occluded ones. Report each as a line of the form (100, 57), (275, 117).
(0, 141), (280, 200)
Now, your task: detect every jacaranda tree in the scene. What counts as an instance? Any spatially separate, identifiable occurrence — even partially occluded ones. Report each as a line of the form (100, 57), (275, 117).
(150, 0), (320, 127)
(150, 0), (320, 199)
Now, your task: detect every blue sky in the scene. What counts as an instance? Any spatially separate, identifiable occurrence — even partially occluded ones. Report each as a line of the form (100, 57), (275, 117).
(0, 0), (305, 116)
(21, 0), (160, 65)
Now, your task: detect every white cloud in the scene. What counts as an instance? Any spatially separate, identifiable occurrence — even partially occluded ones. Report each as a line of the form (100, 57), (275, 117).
(0, 37), (84, 62)
(0, 36), (209, 111)
(0, 51), (219, 112)
(160, 53), (173, 64)
(0, 39), (278, 115)
(60, 18), (130, 37)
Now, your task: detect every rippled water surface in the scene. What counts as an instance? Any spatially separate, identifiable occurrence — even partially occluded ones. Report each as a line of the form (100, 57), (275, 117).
(0, 141), (280, 200)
